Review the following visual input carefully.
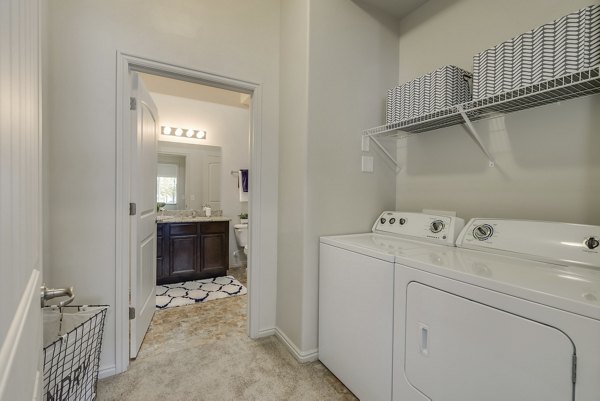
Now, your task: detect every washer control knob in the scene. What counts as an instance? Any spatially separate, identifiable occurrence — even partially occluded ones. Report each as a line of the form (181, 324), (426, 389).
(584, 237), (599, 250)
(473, 224), (494, 241)
(380, 218), (386, 224)
(389, 218), (396, 224)
(399, 218), (406, 225)
(430, 220), (445, 233)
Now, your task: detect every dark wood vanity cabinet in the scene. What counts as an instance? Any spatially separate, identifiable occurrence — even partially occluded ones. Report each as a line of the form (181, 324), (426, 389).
(156, 223), (164, 278)
(156, 221), (229, 285)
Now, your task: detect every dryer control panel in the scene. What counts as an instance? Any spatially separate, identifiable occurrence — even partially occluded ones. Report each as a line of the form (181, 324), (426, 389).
(458, 218), (600, 268)
(372, 211), (465, 246)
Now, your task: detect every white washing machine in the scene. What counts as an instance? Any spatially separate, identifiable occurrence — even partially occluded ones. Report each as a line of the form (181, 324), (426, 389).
(394, 218), (600, 401)
(319, 211), (465, 401)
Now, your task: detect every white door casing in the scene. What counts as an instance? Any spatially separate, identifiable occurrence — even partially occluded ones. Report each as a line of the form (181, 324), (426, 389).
(116, 53), (264, 373)
(129, 73), (158, 359)
(0, 0), (43, 399)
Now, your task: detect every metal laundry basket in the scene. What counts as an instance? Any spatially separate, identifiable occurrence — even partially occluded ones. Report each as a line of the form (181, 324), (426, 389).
(43, 305), (108, 401)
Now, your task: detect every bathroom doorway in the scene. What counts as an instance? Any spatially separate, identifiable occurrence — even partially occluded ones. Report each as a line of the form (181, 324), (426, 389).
(115, 54), (263, 373)
(144, 73), (251, 348)
(144, 73), (250, 270)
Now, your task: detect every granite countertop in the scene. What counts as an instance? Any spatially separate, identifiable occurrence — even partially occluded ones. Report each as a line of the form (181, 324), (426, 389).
(156, 209), (231, 223)
(156, 215), (231, 223)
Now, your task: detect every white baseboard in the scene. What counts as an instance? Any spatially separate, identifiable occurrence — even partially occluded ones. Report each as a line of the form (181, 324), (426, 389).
(255, 327), (275, 338)
(274, 327), (318, 363)
(98, 364), (116, 379)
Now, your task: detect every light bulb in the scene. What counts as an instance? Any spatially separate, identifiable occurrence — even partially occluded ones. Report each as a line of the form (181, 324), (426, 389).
(175, 128), (183, 136)
(162, 126), (172, 135)
(197, 130), (206, 139)
(186, 129), (194, 138)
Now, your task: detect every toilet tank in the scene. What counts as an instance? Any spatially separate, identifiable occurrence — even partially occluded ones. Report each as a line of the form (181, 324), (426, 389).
(234, 223), (248, 247)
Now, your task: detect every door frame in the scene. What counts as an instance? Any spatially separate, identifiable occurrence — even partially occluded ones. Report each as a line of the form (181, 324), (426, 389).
(115, 52), (263, 373)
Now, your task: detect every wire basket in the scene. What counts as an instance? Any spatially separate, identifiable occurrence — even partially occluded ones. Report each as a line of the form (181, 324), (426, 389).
(43, 305), (108, 401)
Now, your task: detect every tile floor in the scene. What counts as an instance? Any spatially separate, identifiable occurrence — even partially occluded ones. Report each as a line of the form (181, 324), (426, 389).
(96, 267), (357, 401)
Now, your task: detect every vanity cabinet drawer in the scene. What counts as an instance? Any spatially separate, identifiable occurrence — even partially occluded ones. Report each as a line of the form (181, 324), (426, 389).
(169, 223), (198, 236)
(200, 221), (228, 234)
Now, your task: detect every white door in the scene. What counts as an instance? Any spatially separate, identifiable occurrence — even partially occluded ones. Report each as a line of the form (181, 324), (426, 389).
(404, 282), (574, 401)
(129, 73), (158, 358)
(0, 0), (43, 399)
(203, 152), (221, 210)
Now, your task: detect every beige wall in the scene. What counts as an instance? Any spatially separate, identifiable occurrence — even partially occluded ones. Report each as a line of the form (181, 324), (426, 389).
(277, 0), (398, 356)
(277, 0), (310, 351)
(45, 0), (280, 375)
(304, 0), (399, 352)
(395, 0), (600, 225)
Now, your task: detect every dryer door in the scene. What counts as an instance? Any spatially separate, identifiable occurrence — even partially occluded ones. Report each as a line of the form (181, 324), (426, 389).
(404, 282), (574, 401)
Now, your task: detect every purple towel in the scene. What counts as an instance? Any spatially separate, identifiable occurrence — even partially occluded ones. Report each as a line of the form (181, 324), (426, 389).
(240, 169), (248, 193)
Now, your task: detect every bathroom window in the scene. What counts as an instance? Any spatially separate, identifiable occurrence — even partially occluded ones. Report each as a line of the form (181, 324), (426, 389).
(157, 163), (178, 205)
(157, 154), (186, 210)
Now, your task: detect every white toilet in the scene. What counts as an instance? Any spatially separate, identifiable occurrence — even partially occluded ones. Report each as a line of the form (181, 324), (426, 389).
(234, 223), (248, 256)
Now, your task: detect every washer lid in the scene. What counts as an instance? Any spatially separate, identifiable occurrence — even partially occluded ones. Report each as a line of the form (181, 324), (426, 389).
(320, 233), (439, 263)
(397, 247), (600, 320)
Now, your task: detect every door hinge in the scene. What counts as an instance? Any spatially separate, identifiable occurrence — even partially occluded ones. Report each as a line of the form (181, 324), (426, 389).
(129, 307), (135, 320)
(130, 97), (137, 111)
(129, 202), (136, 216)
(572, 354), (577, 384)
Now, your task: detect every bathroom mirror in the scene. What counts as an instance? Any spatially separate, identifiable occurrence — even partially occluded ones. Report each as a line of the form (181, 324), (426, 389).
(157, 142), (222, 210)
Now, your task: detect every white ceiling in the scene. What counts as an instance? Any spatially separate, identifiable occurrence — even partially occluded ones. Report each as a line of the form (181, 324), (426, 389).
(357, 0), (429, 18)
(139, 73), (248, 109)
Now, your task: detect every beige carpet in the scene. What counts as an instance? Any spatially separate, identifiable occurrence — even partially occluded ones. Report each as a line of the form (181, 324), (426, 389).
(96, 267), (357, 401)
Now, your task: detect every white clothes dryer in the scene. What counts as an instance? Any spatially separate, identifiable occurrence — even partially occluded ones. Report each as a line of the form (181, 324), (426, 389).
(393, 218), (600, 401)
(319, 211), (464, 401)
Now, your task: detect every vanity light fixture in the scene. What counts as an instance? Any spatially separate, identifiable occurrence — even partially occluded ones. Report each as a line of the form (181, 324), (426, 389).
(161, 126), (207, 140)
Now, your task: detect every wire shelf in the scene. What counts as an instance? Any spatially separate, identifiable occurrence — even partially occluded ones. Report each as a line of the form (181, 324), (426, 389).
(364, 66), (600, 138)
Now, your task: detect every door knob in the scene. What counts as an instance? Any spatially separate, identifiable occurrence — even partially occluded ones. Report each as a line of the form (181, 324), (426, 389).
(41, 285), (75, 307)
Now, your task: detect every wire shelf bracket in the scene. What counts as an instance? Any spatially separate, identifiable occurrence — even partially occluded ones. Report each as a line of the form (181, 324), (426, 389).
(364, 110), (494, 169)
(367, 135), (402, 172)
(456, 105), (495, 167)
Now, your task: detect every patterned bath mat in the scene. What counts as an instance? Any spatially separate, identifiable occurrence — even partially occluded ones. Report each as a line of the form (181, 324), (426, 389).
(156, 275), (247, 310)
